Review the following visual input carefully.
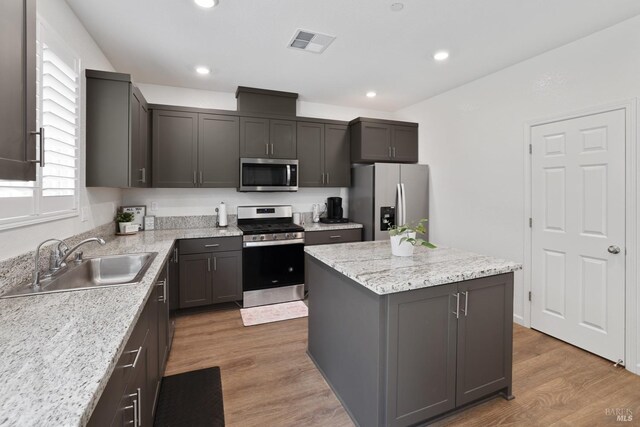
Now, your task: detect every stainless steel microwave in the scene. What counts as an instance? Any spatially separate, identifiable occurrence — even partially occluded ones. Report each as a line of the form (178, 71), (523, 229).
(239, 158), (298, 192)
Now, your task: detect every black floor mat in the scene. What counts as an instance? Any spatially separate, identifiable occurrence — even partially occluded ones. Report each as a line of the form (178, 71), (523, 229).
(154, 367), (225, 427)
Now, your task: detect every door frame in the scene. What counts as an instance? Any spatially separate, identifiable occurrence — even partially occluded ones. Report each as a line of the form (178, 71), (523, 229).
(523, 99), (638, 374)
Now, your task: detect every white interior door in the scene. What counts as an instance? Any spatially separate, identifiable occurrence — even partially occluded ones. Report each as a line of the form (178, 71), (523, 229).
(531, 109), (625, 363)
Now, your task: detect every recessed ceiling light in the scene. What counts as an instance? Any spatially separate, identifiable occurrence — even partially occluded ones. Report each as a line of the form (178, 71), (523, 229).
(366, 91), (377, 98)
(390, 3), (404, 11)
(194, 0), (217, 8)
(195, 66), (211, 75)
(433, 51), (450, 61)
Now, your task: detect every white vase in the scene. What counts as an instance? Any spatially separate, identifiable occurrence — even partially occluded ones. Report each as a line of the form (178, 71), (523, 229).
(390, 232), (416, 257)
(118, 222), (132, 233)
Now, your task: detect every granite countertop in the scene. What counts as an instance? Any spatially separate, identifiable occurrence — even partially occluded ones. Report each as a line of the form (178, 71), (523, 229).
(0, 226), (241, 427)
(303, 222), (363, 232)
(304, 240), (522, 295)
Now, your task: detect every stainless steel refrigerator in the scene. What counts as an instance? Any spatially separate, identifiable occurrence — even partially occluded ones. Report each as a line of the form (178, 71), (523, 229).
(349, 163), (429, 241)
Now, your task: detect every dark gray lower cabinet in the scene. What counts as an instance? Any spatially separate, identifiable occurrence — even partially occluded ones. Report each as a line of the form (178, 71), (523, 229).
(88, 259), (172, 427)
(178, 239), (242, 309)
(306, 255), (514, 427)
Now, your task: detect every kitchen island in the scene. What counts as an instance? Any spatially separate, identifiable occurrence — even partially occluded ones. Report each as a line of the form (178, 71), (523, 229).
(304, 241), (522, 427)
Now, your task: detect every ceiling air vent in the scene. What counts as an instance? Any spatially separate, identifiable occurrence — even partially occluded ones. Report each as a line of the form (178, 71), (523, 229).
(288, 29), (336, 54)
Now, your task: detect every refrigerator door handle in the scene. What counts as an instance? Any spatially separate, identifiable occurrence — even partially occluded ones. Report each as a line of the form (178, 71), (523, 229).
(401, 183), (407, 224)
(396, 183), (403, 227)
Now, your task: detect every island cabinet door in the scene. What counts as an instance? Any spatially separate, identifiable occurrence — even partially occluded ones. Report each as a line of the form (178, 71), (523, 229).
(386, 283), (458, 427)
(455, 274), (514, 406)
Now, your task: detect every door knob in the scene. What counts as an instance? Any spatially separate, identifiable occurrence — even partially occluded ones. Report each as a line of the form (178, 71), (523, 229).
(608, 245), (621, 254)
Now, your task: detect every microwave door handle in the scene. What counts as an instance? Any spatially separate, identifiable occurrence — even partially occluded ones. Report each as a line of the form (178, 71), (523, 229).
(286, 164), (291, 186)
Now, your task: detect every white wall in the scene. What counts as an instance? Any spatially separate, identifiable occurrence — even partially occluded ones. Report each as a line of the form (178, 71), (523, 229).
(0, 0), (120, 261)
(396, 15), (640, 369)
(125, 84), (395, 216)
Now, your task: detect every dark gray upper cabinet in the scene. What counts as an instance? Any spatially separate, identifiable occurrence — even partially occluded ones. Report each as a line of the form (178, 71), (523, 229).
(240, 117), (297, 159)
(350, 118), (419, 164)
(269, 119), (297, 159)
(240, 117), (270, 158)
(323, 124), (350, 186)
(152, 110), (198, 188)
(199, 114), (240, 187)
(152, 110), (239, 188)
(86, 70), (151, 187)
(0, 0), (37, 181)
(297, 122), (324, 187)
(298, 122), (350, 187)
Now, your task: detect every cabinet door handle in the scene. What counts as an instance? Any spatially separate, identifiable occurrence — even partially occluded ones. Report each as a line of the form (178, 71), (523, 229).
(139, 167), (146, 183)
(207, 257), (211, 272)
(392, 147), (396, 158)
(157, 279), (167, 302)
(329, 235), (342, 239)
(270, 143), (274, 155)
(204, 243), (220, 248)
(199, 171), (203, 185)
(265, 143), (269, 155)
(174, 247), (179, 263)
(29, 127), (45, 167)
(462, 291), (469, 316)
(388, 146), (392, 158)
(452, 293), (460, 319)
(193, 171), (197, 186)
(214, 256), (217, 271)
(321, 173), (325, 184)
(122, 346), (142, 369)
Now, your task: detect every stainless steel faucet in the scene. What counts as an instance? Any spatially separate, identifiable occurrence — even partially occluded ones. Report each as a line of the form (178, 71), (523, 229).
(32, 237), (107, 288)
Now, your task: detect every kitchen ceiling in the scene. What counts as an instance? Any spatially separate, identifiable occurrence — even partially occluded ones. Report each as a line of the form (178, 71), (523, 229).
(64, 0), (640, 111)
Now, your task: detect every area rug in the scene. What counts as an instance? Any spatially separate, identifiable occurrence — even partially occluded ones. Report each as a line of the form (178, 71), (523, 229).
(154, 367), (224, 426)
(240, 300), (308, 326)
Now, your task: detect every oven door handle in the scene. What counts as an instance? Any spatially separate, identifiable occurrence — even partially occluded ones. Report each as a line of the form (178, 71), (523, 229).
(286, 165), (291, 187)
(243, 238), (305, 248)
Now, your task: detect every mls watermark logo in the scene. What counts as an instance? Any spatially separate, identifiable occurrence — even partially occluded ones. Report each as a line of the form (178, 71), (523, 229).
(606, 408), (633, 422)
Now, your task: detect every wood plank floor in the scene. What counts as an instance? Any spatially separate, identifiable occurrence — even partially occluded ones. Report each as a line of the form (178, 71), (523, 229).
(165, 305), (640, 426)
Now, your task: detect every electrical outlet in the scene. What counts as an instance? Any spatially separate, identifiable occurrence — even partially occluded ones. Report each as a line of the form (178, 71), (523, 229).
(81, 206), (89, 222)
(151, 202), (158, 212)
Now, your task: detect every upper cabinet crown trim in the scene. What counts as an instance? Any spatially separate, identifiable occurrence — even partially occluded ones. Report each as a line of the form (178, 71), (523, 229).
(349, 117), (419, 127)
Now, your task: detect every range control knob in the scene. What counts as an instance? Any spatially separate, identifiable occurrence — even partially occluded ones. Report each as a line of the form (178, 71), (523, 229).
(260, 235), (266, 241)
(273, 234), (277, 240)
(285, 233), (290, 239)
(252, 236), (258, 241)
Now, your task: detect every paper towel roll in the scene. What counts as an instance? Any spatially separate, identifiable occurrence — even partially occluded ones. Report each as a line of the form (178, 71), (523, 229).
(218, 202), (228, 227)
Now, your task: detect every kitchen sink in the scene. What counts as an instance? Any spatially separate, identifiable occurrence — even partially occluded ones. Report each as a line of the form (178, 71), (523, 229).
(1, 252), (158, 299)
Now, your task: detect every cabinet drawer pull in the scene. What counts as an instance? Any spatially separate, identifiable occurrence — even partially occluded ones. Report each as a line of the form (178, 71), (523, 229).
(204, 244), (220, 248)
(329, 235), (342, 239)
(122, 346), (142, 369)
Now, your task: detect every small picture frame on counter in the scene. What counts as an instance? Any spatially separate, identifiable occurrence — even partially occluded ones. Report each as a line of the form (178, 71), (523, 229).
(121, 205), (146, 231)
(144, 215), (156, 231)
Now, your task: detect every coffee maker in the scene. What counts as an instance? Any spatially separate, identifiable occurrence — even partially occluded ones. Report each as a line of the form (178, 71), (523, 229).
(320, 197), (349, 223)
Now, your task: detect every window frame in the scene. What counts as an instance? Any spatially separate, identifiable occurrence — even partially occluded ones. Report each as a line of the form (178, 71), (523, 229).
(0, 17), (81, 231)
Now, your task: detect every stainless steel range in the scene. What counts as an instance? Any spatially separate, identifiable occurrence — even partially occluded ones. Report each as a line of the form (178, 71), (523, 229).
(236, 205), (305, 308)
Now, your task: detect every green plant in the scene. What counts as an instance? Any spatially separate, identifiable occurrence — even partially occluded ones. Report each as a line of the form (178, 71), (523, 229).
(115, 211), (135, 223)
(388, 219), (437, 248)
